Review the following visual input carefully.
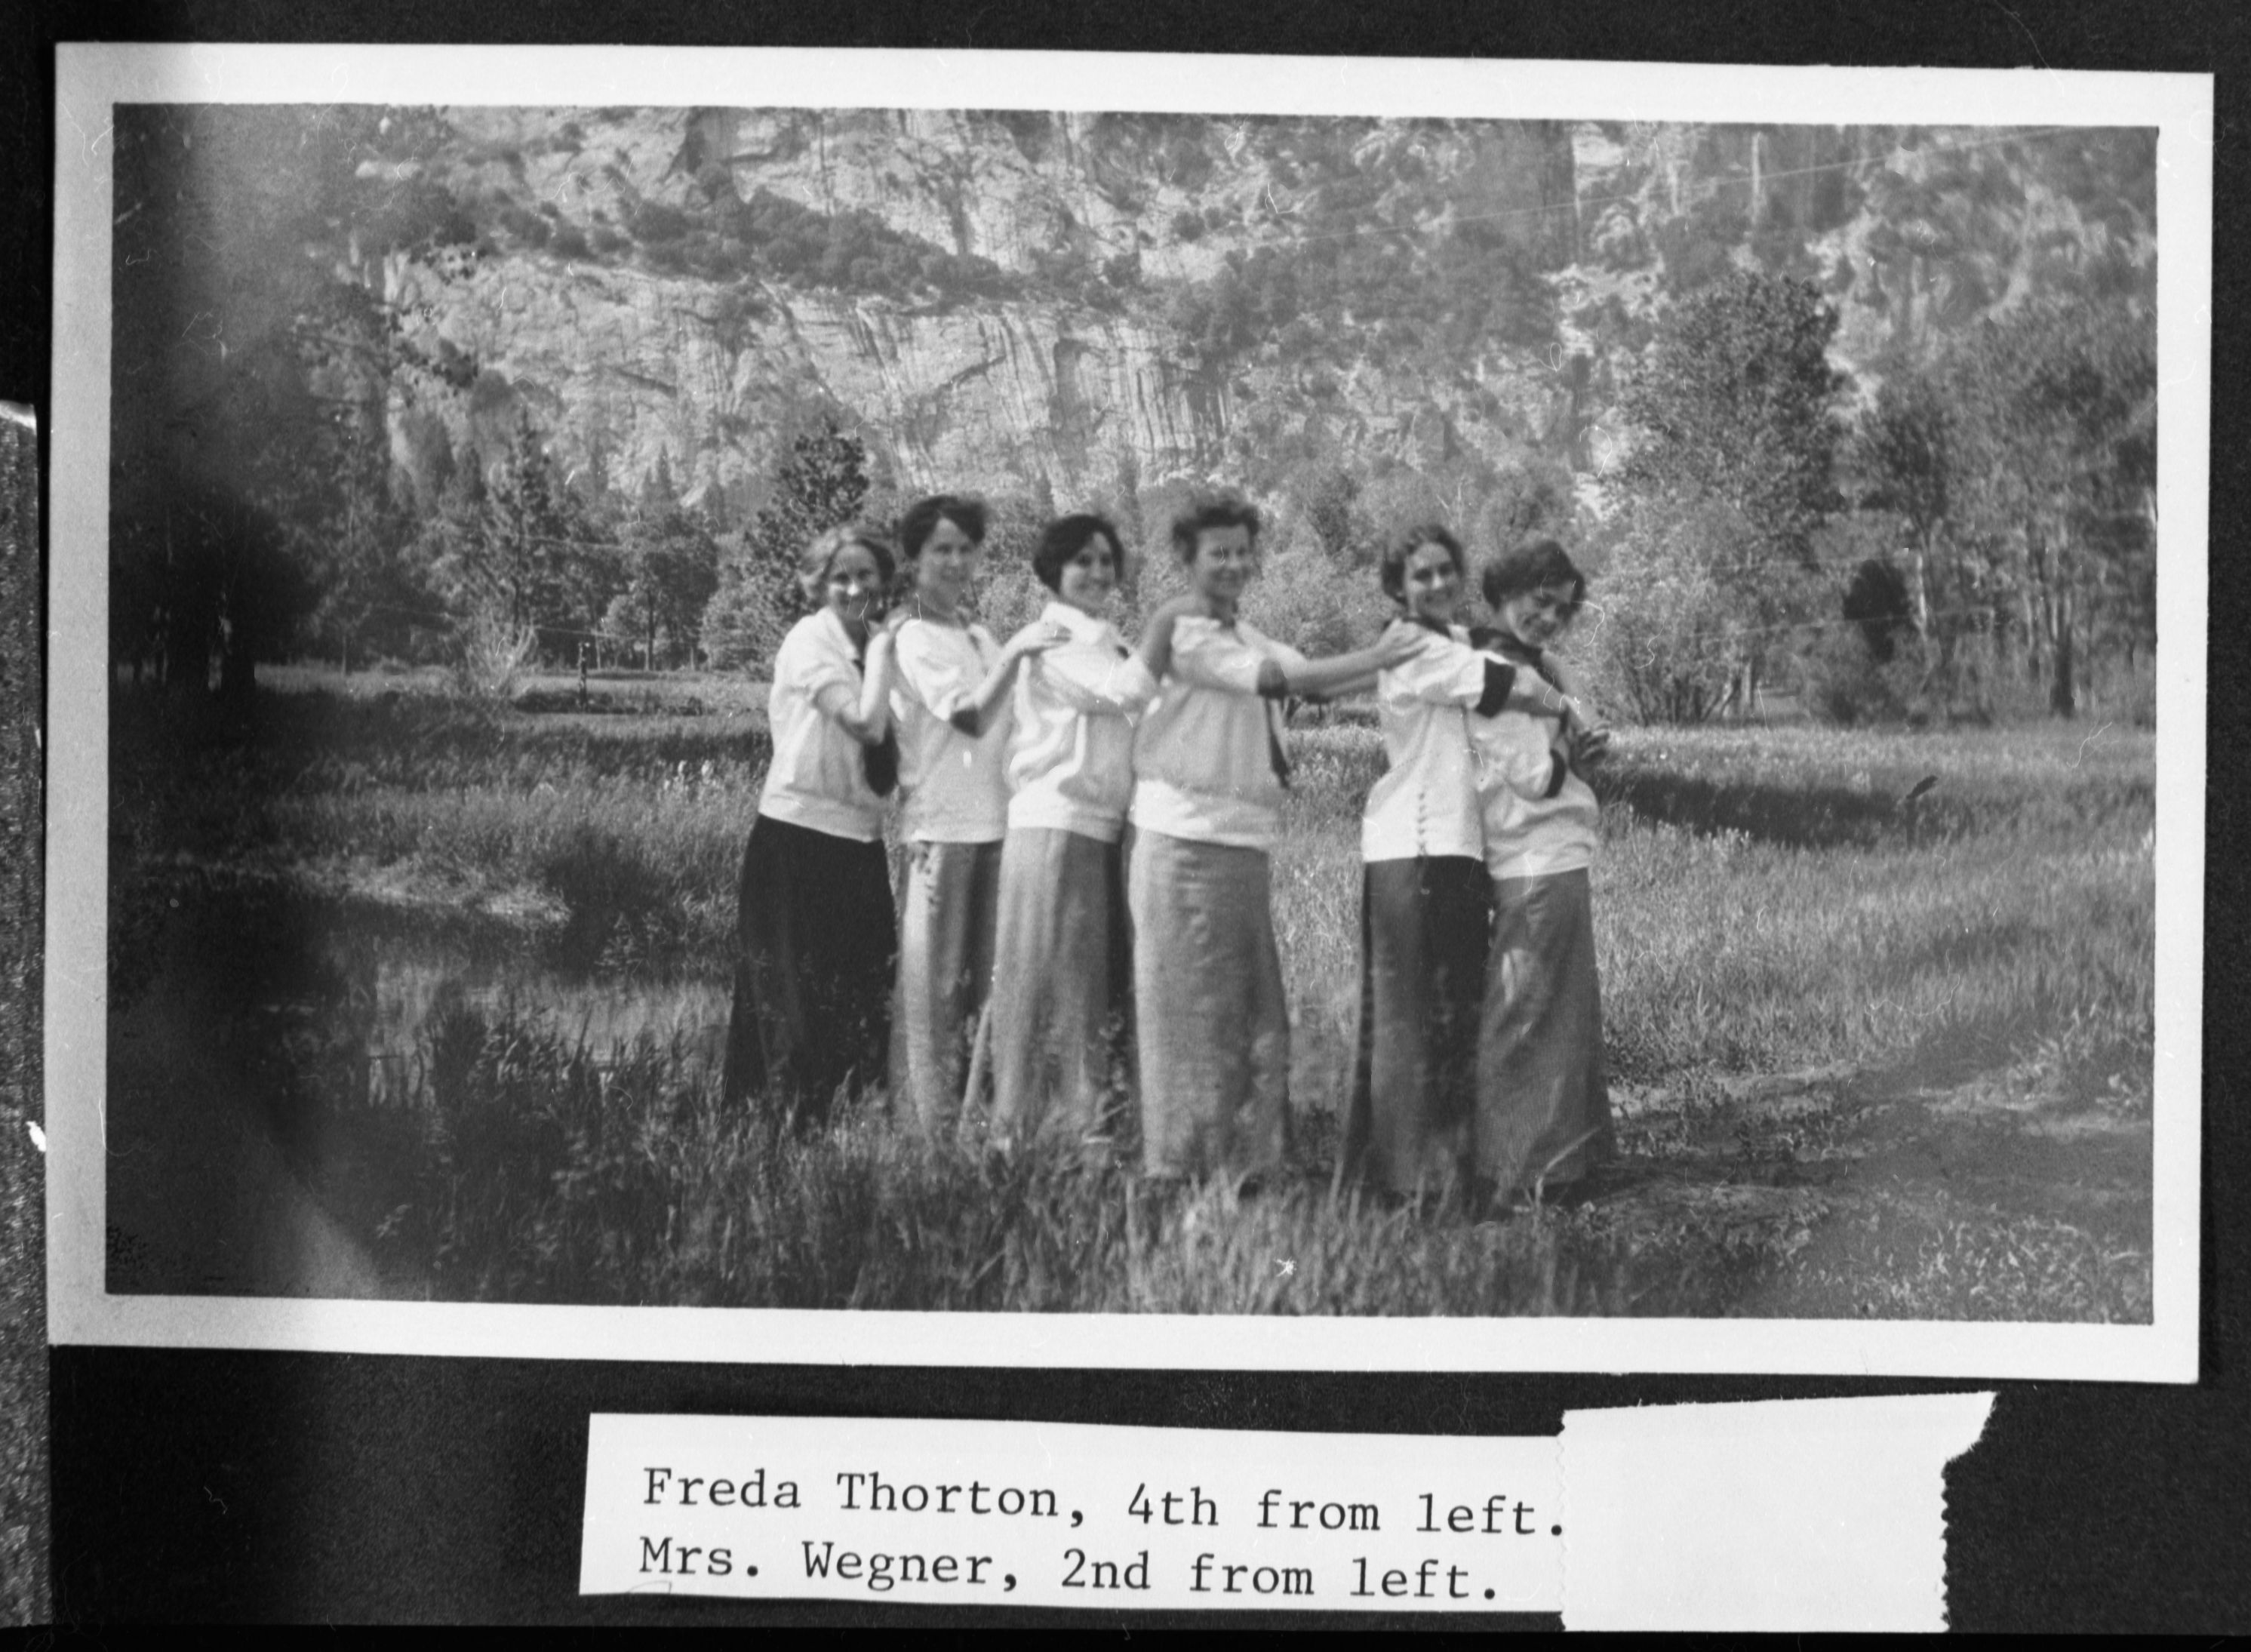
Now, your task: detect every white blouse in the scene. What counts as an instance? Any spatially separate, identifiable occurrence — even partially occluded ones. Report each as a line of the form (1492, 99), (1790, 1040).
(1361, 622), (1518, 864)
(758, 608), (887, 843)
(1130, 616), (1308, 851)
(892, 615), (1011, 844)
(1471, 703), (1601, 880)
(1005, 601), (1158, 843)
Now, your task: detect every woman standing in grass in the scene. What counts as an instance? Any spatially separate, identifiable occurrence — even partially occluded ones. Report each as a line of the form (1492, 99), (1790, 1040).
(721, 524), (903, 1126)
(1471, 539), (1615, 1204)
(887, 494), (1066, 1134)
(1127, 492), (1421, 1184)
(1336, 525), (1592, 1201)
(986, 514), (1184, 1154)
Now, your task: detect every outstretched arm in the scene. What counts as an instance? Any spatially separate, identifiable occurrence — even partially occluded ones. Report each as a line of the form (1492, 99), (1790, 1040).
(948, 622), (1069, 736)
(1256, 623), (1424, 700)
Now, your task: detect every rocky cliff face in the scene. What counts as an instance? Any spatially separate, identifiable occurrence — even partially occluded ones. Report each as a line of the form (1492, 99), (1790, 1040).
(377, 108), (2152, 518)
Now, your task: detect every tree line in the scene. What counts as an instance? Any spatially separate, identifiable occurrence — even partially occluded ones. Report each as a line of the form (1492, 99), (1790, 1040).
(1591, 269), (2154, 724)
(105, 102), (2155, 721)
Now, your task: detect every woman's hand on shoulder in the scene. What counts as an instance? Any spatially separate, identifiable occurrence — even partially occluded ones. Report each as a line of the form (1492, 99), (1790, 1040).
(1006, 619), (1072, 660)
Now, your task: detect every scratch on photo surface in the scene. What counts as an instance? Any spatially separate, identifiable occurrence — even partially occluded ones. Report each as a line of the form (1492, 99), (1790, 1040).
(1987, 0), (2053, 67)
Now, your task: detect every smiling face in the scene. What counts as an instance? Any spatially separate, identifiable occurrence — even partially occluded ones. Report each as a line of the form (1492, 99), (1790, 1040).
(1496, 580), (1580, 650)
(1401, 540), (1465, 626)
(910, 515), (982, 614)
(1185, 524), (1258, 615)
(1056, 531), (1121, 618)
(822, 543), (887, 633)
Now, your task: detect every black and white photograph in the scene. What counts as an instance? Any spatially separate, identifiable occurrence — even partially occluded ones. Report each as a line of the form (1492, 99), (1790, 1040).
(44, 47), (2207, 1376)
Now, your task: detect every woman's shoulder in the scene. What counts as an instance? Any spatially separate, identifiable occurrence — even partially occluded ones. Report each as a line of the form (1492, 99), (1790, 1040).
(897, 614), (983, 650)
(777, 610), (844, 663)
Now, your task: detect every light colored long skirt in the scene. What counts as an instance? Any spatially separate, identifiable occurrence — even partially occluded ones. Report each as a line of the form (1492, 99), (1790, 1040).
(988, 826), (1130, 1153)
(892, 838), (1003, 1134)
(1337, 856), (1490, 1197)
(1477, 866), (1610, 1198)
(1127, 829), (1289, 1181)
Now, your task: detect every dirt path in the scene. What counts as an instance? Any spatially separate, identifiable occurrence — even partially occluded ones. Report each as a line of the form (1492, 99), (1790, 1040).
(1589, 1065), (2154, 1321)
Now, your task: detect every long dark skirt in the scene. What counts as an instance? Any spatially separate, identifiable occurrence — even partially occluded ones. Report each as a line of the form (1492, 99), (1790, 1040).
(891, 838), (1004, 1135)
(987, 826), (1133, 1155)
(1476, 866), (1611, 1199)
(720, 814), (896, 1125)
(1337, 856), (1490, 1198)
(1127, 829), (1289, 1182)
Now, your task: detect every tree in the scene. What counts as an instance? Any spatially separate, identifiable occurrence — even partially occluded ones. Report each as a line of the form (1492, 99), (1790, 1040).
(109, 105), (483, 684)
(606, 499), (720, 667)
(1942, 299), (2155, 716)
(1590, 497), (1784, 724)
(109, 467), (318, 698)
(1615, 271), (1850, 703)
(702, 418), (872, 671)
(1852, 371), (1951, 637)
(425, 411), (608, 660)
(1617, 271), (1847, 566)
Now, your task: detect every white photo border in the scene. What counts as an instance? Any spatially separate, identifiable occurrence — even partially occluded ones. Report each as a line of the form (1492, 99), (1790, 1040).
(46, 44), (2211, 1379)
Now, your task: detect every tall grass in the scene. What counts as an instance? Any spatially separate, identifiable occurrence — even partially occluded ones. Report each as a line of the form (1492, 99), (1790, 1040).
(112, 678), (2159, 1318)
(345, 1001), (1671, 1315)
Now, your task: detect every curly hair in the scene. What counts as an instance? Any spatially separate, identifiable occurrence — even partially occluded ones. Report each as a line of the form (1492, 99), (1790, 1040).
(1168, 490), (1261, 561)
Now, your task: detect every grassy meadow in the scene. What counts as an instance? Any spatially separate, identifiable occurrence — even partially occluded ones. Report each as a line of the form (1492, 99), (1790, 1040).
(103, 664), (2156, 1321)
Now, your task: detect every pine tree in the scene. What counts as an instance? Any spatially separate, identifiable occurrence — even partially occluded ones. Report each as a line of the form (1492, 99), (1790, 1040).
(702, 418), (872, 670)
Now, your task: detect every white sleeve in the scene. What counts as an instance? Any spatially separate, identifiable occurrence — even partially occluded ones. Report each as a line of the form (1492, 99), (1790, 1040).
(1385, 632), (1491, 709)
(893, 622), (980, 720)
(777, 617), (856, 704)
(1038, 644), (1159, 715)
(1169, 619), (1269, 695)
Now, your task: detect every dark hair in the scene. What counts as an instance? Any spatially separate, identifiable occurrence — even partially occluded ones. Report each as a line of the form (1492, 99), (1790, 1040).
(1032, 512), (1124, 592)
(1481, 537), (1586, 617)
(1379, 522), (1467, 603)
(1169, 491), (1261, 562)
(896, 494), (989, 561)
(796, 523), (898, 603)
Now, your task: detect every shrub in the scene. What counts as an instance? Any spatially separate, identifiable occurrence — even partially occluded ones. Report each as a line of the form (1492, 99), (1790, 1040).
(1585, 506), (1741, 724)
(1796, 624), (1932, 726)
(629, 199), (693, 243)
(1241, 543), (1391, 660)
(450, 611), (537, 701)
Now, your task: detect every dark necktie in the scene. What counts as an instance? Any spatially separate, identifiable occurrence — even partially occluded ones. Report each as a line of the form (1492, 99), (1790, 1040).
(1266, 703), (1293, 789)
